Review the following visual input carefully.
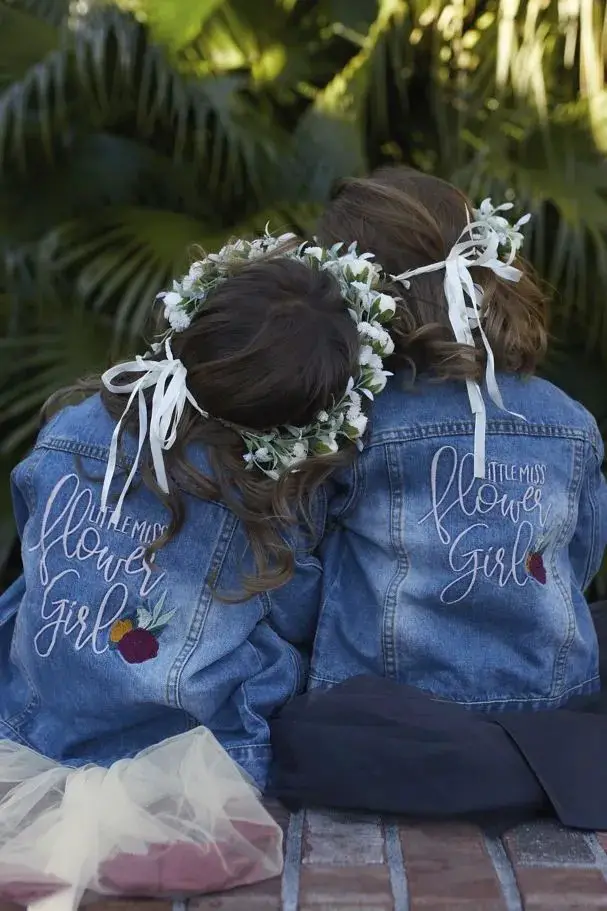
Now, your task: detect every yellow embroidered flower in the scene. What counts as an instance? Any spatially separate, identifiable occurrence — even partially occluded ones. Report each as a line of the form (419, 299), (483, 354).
(110, 619), (134, 644)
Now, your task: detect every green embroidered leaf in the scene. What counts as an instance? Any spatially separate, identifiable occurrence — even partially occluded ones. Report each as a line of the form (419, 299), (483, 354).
(136, 607), (153, 628)
(153, 609), (176, 629)
(149, 591), (168, 624)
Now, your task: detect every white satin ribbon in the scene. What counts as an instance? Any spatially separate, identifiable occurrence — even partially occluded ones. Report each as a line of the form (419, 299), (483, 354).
(100, 339), (208, 524)
(393, 217), (526, 478)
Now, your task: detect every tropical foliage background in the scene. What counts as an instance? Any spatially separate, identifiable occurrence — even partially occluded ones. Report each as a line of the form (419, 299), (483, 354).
(1, 0), (606, 589)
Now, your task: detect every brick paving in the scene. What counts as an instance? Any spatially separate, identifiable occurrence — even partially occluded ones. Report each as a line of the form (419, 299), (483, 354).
(4, 809), (607, 909)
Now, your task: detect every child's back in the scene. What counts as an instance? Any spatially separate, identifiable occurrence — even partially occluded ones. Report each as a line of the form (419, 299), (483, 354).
(312, 166), (607, 709)
(0, 245), (393, 787)
(313, 371), (605, 708)
(4, 393), (318, 784)
(0, 235), (405, 900)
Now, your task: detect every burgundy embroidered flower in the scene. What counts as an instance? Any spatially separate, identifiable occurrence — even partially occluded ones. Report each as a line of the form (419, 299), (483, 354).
(117, 628), (159, 664)
(526, 551), (547, 585)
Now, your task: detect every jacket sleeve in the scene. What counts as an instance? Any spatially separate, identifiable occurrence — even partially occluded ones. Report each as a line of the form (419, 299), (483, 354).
(266, 486), (328, 648)
(569, 425), (607, 591)
(10, 458), (32, 541)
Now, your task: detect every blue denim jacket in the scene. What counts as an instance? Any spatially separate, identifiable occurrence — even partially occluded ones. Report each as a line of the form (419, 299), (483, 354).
(311, 373), (607, 710)
(0, 395), (322, 787)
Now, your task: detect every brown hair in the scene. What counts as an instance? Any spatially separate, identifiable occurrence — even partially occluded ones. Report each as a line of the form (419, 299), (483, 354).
(44, 256), (360, 598)
(317, 166), (548, 381)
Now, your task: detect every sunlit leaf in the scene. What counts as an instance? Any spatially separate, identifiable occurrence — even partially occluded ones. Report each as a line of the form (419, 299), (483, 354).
(128, 0), (223, 50)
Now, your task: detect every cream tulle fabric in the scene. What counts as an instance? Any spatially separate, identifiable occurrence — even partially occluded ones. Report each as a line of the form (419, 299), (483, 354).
(0, 729), (282, 911)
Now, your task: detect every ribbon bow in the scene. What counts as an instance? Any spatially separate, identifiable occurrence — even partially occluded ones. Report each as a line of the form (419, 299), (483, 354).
(100, 340), (208, 524)
(393, 206), (528, 479)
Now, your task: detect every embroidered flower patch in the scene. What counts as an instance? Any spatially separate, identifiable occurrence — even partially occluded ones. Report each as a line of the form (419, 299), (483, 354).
(525, 530), (553, 586)
(109, 592), (174, 664)
(525, 550), (547, 585)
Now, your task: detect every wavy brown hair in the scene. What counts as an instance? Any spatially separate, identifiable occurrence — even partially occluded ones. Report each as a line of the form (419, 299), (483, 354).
(43, 256), (360, 598)
(317, 166), (548, 381)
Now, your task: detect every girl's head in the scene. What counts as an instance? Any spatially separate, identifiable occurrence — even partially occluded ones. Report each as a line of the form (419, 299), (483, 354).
(317, 166), (548, 381)
(96, 253), (362, 596)
(163, 257), (359, 432)
(49, 238), (398, 598)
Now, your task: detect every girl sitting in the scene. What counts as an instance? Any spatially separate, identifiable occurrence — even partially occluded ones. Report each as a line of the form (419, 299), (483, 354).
(0, 234), (398, 906)
(310, 166), (607, 710)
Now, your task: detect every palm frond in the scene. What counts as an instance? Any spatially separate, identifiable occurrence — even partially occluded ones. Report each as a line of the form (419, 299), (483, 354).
(36, 207), (220, 343)
(288, 0), (406, 202)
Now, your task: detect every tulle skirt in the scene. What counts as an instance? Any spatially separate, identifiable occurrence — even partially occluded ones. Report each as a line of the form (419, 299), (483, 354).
(0, 728), (283, 911)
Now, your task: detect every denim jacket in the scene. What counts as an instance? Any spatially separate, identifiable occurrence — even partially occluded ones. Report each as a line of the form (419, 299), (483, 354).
(0, 394), (322, 787)
(311, 373), (607, 710)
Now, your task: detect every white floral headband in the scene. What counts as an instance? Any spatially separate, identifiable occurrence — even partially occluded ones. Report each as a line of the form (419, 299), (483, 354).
(392, 198), (532, 479)
(99, 231), (398, 523)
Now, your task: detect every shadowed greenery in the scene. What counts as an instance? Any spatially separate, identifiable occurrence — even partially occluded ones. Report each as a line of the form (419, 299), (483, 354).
(1, 0), (606, 588)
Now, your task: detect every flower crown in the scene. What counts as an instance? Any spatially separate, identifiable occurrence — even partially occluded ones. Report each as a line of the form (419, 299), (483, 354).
(156, 232), (397, 480)
(99, 197), (532, 525)
(100, 231), (398, 522)
(392, 197), (532, 479)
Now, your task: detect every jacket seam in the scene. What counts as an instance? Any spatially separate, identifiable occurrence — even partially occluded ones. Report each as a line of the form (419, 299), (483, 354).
(549, 437), (586, 695)
(382, 445), (409, 678)
(332, 456), (364, 521)
(581, 443), (600, 589)
(165, 513), (239, 708)
(365, 422), (592, 449)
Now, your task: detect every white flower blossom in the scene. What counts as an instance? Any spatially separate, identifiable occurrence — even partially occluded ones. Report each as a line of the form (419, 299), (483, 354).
(351, 281), (374, 296)
(376, 293), (396, 317)
(377, 330), (395, 356)
(162, 290), (182, 307)
(358, 344), (374, 366)
(343, 257), (375, 278)
(254, 447), (271, 462)
(317, 410), (330, 423)
(346, 390), (362, 417)
(318, 433), (339, 453)
(304, 246), (324, 261)
(292, 441), (308, 460)
(370, 370), (390, 393)
(188, 262), (205, 280)
(358, 321), (394, 354)
(477, 198), (513, 218)
(346, 412), (368, 437)
(359, 347), (383, 371)
(162, 291), (191, 331)
(167, 309), (191, 331)
(474, 199), (530, 255)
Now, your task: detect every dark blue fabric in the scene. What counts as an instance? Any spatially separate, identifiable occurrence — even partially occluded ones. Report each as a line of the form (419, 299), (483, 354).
(269, 603), (607, 830)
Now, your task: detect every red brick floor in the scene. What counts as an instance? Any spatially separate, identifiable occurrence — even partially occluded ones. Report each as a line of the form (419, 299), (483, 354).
(5, 808), (607, 910)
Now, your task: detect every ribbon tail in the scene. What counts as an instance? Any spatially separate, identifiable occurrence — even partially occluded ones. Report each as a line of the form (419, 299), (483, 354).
(149, 373), (171, 495)
(473, 406), (487, 479)
(445, 260), (473, 347)
(101, 381), (141, 513)
(465, 378), (487, 479)
(101, 419), (123, 513)
(109, 386), (149, 526)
